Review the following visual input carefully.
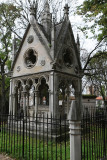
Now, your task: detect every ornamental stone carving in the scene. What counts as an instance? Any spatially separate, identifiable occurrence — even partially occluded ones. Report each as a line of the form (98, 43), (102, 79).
(40, 60), (45, 66)
(17, 66), (21, 72)
(27, 35), (34, 43)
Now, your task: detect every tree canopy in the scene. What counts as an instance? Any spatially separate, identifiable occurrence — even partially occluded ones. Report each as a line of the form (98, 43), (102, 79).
(85, 51), (107, 101)
(76, 0), (107, 102)
(77, 0), (107, 41)
(0, 2), (21, 114)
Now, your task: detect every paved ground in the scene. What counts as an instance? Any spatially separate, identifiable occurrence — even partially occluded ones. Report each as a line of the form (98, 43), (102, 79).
(0, 154), (15, 160)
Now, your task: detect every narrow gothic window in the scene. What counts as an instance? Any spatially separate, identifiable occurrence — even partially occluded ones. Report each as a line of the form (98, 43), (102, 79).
(63, 48), (73, 68)
(38, 78), (49, 105)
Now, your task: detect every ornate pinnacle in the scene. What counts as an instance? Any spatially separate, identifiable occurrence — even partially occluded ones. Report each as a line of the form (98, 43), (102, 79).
(64, 3), (69, 20)
(30, 0), (38, 19)
(77, 34), (80, 54)
(12, 35), (17, 64)
(44, 0), (50, 12)
(77, 34), (80, 45)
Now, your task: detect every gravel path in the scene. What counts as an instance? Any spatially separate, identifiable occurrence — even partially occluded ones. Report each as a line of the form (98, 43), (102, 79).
(0, 154), (15, 160)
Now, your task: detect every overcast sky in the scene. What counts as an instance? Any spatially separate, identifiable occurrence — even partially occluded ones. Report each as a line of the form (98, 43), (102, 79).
(1, 0), (98, 53)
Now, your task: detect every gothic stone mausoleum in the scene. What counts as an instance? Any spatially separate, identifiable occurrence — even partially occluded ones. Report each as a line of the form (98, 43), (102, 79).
(9, 1), (82, 119)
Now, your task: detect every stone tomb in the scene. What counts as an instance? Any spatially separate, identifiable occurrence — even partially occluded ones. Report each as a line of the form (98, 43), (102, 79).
(9, 1), (82, 121)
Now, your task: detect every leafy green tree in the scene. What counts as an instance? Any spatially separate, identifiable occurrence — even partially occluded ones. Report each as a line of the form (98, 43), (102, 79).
(76, 0), (107, 107)
(77, 0), (107, 41)
(0, 2), (21, 114)
(84, 51), (107, 106)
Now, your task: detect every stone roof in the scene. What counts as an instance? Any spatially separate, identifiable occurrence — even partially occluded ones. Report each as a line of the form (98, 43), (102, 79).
(11, 23), (31, 71)
(11, 18), (82, 71)
(38, 23), (50, 42)
(55, 22), (63, 39)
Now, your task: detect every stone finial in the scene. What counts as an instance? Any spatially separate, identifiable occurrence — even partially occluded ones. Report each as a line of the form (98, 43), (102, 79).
(12, 35), (16, 64)
(44, 0), (50, 12)
(30, 0), (38, 20)
(64, 3), (69, 20)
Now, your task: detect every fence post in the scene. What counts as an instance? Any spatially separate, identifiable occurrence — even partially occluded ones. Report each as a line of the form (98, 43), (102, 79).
(68, 101), (81, 160)
(69, 121), (81, 160)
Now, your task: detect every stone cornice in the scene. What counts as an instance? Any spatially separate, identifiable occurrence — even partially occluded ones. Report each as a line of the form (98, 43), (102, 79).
(11, 70), (82, 80)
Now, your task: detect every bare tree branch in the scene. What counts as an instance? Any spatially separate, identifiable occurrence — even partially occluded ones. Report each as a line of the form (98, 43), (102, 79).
(83, 35), (107, 71)
(2, 8), (22, 39)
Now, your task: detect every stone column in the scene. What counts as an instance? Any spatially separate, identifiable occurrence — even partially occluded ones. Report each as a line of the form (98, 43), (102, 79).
(49, 72), (54, 115)
(68, 100), (81, 160)
(9, 79), (12, 114)
(62, 89), (65, 108)
(23, 91), (26, 116)
(54, 90), (59, 118)
(66, 89), (70, 115)
(26, 92), (29, 116)
(53, 73), (59, 118)
(12, 93), (16, 116)
(34, 90), (39, 116)
(69, 121), (81, 160)
(48, 89), (54, 116)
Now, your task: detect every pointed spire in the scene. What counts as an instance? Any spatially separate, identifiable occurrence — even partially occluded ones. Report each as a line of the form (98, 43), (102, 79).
(77, 34), (80, 45)
(12, 35), (17, 64)
(77, 34), (80, 54)
(41, 0), (52, 36)
(64, 4), (69, 20)
(51, 17), (56, 59)
(45, 0), (49, 5)
(44, 0), (50, 12)
(30, 0), (38, 20)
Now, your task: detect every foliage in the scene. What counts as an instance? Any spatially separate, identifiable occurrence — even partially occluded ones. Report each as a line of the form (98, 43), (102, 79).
(77, 0), (107, 97)
(0, 2), (21, 68)
(77, 0), (107, 41)
(85, 51), (107, 101)
(0, 2), (22, 114)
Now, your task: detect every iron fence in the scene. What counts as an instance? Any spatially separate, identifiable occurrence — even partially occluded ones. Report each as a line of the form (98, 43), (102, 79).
(0, 113), (70, 160)
(81, 109), (107, 160)
(0, 107), (107, 160)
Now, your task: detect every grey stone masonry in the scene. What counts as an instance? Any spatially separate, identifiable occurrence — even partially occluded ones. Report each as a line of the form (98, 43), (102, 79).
(69, 121), (81, 160)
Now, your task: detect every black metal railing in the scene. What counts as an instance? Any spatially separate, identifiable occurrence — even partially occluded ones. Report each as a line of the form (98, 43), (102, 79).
(81, 108), (107, 160)
(0, 113), (70, 160)
(0, 107), (106, 160)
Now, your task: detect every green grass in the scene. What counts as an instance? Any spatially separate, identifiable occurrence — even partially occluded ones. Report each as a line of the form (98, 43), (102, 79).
(81, 125), (107, 160)
(0, 126), (70, 160)
(0, 123), (106, 160)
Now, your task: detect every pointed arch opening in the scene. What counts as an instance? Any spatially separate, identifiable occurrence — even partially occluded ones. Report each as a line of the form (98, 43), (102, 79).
(27, 79), (35, 107)
(58, 81), (67, 114)
(38, 78), (49, 106)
